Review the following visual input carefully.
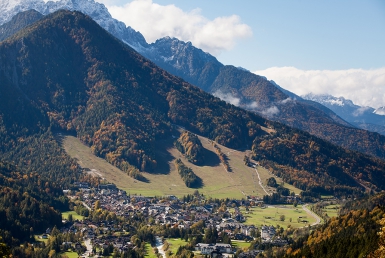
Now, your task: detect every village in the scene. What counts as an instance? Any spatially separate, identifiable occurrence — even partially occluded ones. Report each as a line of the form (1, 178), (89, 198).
(49, 181), (311, 257)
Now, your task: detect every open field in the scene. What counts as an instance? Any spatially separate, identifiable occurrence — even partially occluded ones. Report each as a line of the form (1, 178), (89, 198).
(232, 205), (317, 228)
(322, 204), (340, 218)
(62, 131), (301, 199)
(164, 238), (189, 255)
(62, 211), (84, 221)
(232, 240), (251, 250)
(63, 252), (79, 258)
(144, 243), (158, 258)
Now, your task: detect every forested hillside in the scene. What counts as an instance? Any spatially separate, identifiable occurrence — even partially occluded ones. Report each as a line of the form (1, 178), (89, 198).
(0, 161), (64, 246)
(2, 6), (385, 162)
(281, 193), (385, 258)
(0, 9), (43, 41)
(0, 10), (385, 200)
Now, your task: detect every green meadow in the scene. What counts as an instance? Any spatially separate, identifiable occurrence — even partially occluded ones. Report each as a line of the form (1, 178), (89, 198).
(233, 205), (317, 228)
(62, 210), (84, 221)
(63, 134), (302, 199)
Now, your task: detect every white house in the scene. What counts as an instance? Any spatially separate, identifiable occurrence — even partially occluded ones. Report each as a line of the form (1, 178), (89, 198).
(195, 243), (232, 255)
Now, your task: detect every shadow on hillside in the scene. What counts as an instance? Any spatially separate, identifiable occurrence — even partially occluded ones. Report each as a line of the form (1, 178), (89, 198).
(200, 148), (220, 167)
(136, 174), (150, 183)
(191, 176), (204, 189)
(152, 137), (175, 175)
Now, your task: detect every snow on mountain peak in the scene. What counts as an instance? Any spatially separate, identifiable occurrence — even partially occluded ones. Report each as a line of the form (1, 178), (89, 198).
(0, 0), (148, 48)
(302, 93), (356, 107)
(374, 107), (385, 116)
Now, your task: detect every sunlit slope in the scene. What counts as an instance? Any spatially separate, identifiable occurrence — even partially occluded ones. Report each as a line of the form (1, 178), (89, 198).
(62, 133), (301, 199)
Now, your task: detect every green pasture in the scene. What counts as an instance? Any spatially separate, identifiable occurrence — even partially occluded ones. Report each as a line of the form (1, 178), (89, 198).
(62, 211), (84, 221)
(144, 243), (158, 258)
(232, 240), (251, 250)
(62, 135), (302, 199)
(234, 205), (316, 228)
(63, 252), (79, 258)
(322, 204), (340, 218)
(164, 238), (189, 255)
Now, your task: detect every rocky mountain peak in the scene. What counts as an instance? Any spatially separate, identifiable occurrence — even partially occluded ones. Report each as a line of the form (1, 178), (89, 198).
(0, 0), (148, 48)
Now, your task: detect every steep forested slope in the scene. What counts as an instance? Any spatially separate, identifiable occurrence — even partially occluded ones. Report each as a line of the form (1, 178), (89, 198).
(0, 161), (64, 246)
(0, 10), (385, 198)
(2, 4), (385, 161)
(0, 9), (43, 41)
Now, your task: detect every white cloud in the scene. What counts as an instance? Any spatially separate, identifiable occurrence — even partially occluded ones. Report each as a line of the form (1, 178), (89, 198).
(280, 98), (294, 104)
(261, 106), (279, 117)
(100, 0), (252, 55)
(213, 90), (241, 106)
(254, 67), (385, 109)
(245, 101), (259, 110)
(353, 106), (372, 117)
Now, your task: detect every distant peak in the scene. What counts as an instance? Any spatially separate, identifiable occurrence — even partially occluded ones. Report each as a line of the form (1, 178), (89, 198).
(374, 107), (385, 116)
(302, 93), (355, 107)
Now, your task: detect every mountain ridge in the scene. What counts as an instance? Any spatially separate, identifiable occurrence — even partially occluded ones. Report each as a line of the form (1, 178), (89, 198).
(1, 10), (385, 198)
(2, 0), (385, 161)
(303, 93), (385, 135)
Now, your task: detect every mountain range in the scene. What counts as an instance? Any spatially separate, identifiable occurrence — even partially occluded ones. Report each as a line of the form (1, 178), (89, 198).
(1, 3), (385, 257)
(1, 8), (385, 199)
(303, 93), (385, 136)
(1, 0), (385, 162)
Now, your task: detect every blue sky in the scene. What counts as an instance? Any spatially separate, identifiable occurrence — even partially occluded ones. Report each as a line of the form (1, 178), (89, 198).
(154, 0), (385, 71)
(101, 0), (385, 70)
(99, 0), (385, 108)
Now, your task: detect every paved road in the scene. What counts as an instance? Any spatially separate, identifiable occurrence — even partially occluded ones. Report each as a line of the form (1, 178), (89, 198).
(83, 238), (92, 257)
(155, 237), (166, 258)
(82, 201), (91, 211)
(302, 204), (321, 226)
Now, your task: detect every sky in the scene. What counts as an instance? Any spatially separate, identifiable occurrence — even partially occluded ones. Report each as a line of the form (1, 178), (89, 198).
(95, 0), (385, 109)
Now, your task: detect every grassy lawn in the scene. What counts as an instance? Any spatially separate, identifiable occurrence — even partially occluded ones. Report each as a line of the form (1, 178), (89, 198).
(34, 235), (49, 244)
(232, 240), (251, 250)
(62, 134), (302, 199)
(62, 210), (84, 221)
(164, 238), (189, 255)
(144, 243), (158, 258)
(62, 251), (79, 258)
(233, 205), (315, 228)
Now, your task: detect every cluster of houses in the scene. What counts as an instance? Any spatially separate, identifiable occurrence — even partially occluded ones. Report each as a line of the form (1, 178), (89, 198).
(63, 182), (288, 256)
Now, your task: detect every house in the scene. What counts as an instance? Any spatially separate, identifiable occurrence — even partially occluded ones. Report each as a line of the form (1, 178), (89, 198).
(261, 225), (276, 241)
(195, 243), (232, 255)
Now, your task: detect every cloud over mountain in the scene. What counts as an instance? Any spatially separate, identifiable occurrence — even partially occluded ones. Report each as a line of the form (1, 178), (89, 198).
(102, 0), (252, 55)
(254, 67), (385, 109)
